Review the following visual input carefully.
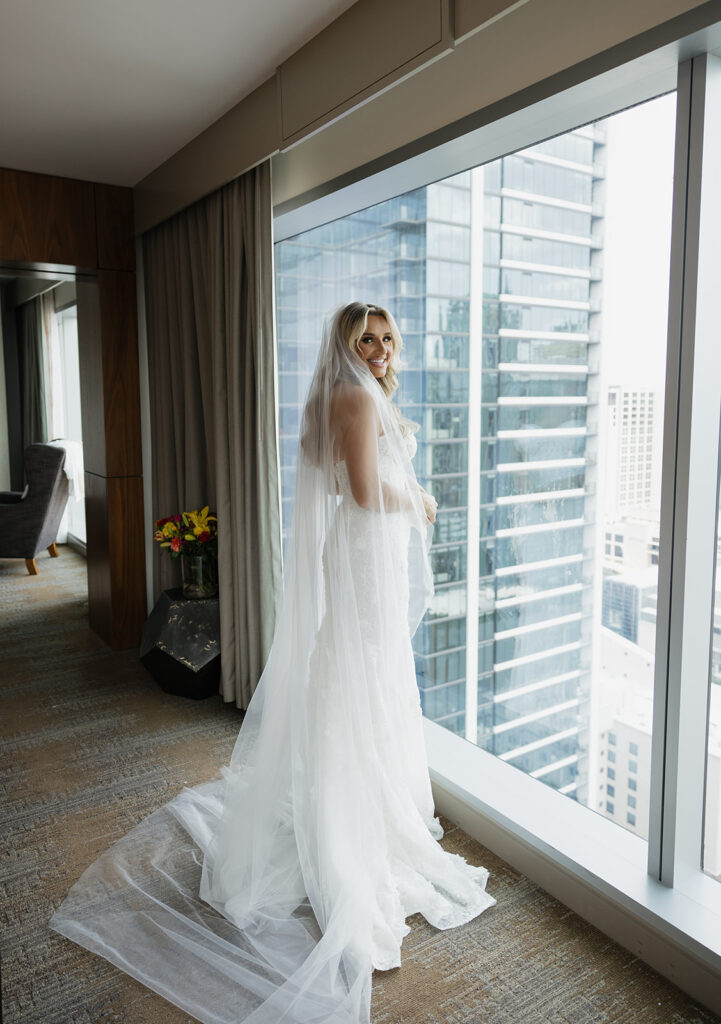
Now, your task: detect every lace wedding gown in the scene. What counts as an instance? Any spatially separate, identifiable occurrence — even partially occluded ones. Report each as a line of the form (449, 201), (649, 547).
(51, 365), (495, 1024)
(307, 431), (496, 972)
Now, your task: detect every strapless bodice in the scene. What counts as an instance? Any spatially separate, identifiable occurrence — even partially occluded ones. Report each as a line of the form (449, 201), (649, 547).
(333, 432), (417, 502)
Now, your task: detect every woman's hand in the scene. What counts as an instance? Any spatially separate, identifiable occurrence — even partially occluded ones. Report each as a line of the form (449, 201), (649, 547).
(421, 489), (438, 524)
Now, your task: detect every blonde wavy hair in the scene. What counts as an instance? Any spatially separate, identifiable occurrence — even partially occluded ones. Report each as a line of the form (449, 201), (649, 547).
(337, 301), (418, 436)
(337, 302), (402, 396)
(300, 302), (418, 467)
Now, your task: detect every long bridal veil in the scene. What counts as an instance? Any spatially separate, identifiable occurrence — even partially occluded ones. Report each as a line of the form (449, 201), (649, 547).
(50, 306), (494, 1024)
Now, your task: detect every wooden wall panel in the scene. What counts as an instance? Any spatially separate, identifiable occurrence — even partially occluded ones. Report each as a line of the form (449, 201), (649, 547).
(77, 263), (142, 481)
(0, 168), (96, 268)
(85, 471), (146, 649)
(95, 184), (135, 271)
(85, 470), (112, 644)
(0, 283), (22, 489)
(76, 279), (106, 477)
(99, 269), (142, 478)
(107, 474), (147, 648)
(1, 166), (146, 650)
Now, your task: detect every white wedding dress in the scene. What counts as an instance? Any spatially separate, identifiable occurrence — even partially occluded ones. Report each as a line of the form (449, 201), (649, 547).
(304, 432), (496, 973)
(50, 328), (495, 1024)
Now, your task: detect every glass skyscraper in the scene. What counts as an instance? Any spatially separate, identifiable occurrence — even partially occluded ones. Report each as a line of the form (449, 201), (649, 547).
(275, 122), (606, 804)
(476, 127), (604, 803)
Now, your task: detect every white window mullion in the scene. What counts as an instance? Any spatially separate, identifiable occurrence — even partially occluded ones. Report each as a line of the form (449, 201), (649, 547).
(464, 165), (484, 744)
(649, 54), (721, 893)
(648, 54), (689, 886)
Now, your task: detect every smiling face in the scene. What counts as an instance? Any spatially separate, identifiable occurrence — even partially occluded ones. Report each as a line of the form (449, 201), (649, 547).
(355, 314), (394, 378)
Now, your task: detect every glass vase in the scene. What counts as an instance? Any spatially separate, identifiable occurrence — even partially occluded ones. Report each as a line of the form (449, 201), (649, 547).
(181, 552), (218, 600)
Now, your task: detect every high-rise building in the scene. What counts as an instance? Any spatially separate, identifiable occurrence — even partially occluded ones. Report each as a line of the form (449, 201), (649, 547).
(602, 566), (658, 643)
(603, 516), (659, 570)
(604, 386), (661, 518)
(275, 122), (607, 803)
(472, 128), (605, 803)
(599, 385), (664, 803)
(597, 627), (721, 878)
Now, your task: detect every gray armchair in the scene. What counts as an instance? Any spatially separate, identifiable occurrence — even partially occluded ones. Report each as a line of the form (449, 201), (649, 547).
(0, 444), (70, 574)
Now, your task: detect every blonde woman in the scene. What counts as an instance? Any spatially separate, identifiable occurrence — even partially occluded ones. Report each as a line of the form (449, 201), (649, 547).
(51, 302), (495, 1024)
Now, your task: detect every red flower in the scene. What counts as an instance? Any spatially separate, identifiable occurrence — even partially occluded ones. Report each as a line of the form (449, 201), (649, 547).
(199, 530), (210, 543)
(170, 537), (182, 552)
(174, 514), (182, 522)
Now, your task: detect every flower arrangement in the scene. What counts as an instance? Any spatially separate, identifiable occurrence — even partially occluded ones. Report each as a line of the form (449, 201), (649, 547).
(154, 506), (217, 557)
(154, 506), (218, 599)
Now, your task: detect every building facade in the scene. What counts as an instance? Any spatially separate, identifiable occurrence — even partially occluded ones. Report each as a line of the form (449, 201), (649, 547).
(597, 628), (721, 877)
(275, 123), (607, 804)
(604, 386), (660, 516)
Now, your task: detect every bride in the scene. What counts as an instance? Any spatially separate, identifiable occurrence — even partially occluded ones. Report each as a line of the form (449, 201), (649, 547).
(50, 302), (496, 1024)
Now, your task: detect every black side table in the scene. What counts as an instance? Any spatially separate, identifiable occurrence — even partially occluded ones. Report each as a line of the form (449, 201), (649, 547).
(140, 588), (221, 699)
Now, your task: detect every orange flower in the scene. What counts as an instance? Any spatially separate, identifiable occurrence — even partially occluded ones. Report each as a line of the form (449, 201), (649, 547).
(170, 537), (182, 553)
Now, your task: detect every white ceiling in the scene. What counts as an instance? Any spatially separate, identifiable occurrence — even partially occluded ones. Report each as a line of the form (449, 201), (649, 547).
(0, 0), (357, 186)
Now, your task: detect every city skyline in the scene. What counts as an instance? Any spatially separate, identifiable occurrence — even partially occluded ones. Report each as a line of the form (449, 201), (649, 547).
(276, 122), (603, 802)
(273, 90), (720, 871)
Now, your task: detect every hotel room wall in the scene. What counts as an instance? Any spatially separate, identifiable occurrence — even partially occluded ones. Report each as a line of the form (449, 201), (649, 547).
(134, 0), (717, 233)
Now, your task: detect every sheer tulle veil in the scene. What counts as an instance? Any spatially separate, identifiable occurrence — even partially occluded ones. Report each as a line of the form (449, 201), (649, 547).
(49, 303), (494, 1024)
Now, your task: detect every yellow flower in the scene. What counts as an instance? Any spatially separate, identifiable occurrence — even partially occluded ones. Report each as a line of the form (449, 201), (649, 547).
(162, 522), (178, 538)
(186, 506), (216, 532)
(184, 533), (195, 542)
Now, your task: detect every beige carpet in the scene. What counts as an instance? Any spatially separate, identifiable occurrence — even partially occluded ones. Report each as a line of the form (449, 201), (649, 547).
(1, 546), (719, 1024)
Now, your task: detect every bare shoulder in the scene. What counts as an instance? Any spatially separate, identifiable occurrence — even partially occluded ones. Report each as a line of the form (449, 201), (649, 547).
(330, 382), (381, 464)
(331, 381), (375, 424)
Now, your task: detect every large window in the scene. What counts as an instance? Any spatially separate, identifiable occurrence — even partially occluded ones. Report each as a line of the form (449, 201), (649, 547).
(275, 92), (680, 846)
(54, 306), (85, 544)
(274, 56), (721, 973)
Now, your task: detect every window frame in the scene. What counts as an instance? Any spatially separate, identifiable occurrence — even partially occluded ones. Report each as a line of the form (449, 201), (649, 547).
(648, 53), (721, 908)
(272, 41), (721, 984)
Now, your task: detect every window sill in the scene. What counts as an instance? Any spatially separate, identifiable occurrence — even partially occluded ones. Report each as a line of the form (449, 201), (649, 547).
(424, 717), (721, 1013)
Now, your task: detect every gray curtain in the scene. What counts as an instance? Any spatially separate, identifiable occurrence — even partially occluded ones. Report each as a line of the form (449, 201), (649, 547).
(143, 161), (282, 708)
(17, 298), (47, 451)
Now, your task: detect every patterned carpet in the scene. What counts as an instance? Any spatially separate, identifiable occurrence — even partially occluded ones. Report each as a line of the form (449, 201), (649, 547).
(1, 546), (719, 1024)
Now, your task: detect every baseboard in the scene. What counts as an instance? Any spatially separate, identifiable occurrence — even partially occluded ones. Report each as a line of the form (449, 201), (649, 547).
(65, 534), (86, 557)
(432, 781), (721, 1018)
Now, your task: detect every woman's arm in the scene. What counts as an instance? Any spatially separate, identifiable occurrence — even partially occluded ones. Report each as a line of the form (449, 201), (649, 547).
(337, 386), (381, 509)
(335, 385), (435, 519)
(415, 482), (437, 523)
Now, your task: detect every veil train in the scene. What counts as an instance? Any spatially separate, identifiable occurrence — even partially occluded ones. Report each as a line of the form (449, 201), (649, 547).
(50, 306), (495, 1024)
